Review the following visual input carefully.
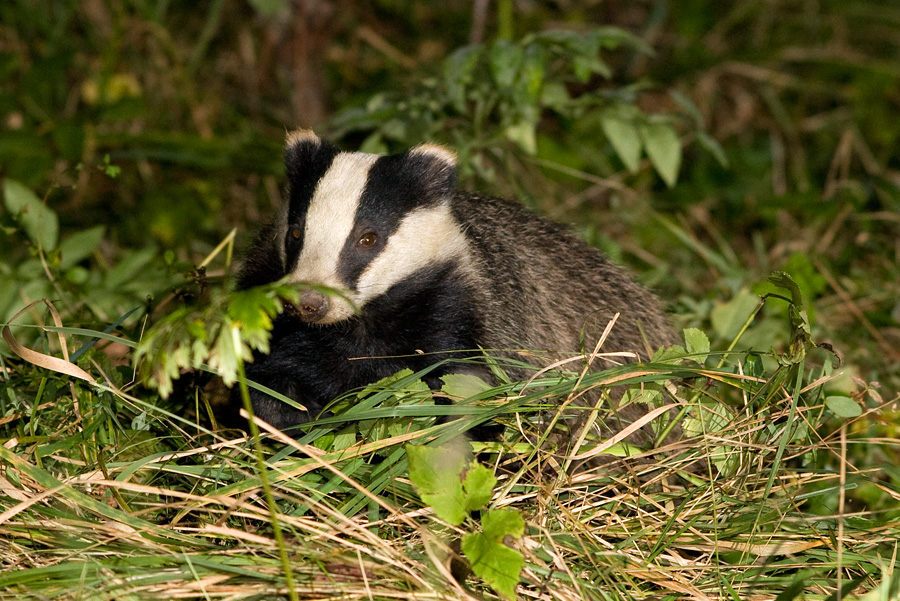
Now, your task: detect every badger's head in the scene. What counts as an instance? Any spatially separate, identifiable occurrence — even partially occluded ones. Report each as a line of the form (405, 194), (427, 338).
(274, 130), (469, 325)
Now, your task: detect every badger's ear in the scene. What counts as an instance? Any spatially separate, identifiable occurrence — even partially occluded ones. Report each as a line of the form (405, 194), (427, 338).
(283, 129), (337, 183)
(407, 143), (458, 199)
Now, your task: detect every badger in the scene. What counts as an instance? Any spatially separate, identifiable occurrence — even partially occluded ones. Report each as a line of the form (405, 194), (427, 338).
(235, 129), (677, 435)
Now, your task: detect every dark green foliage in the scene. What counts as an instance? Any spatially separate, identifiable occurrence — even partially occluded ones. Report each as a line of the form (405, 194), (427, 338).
(1, 1), (898, 599)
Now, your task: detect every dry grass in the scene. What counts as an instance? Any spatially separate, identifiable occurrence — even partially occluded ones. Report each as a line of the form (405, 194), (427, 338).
(1, 348), (897, 601)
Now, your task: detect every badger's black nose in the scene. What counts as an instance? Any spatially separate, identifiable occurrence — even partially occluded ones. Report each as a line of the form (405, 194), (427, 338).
(297, 290), (329, 322)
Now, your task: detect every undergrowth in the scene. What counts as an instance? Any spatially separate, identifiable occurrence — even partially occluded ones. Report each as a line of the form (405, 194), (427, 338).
(0, 263), (897, 600)
(2, 1), (900, 599)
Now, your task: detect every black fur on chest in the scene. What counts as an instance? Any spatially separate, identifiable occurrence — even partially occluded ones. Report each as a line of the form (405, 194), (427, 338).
(238, 260), (481, 432)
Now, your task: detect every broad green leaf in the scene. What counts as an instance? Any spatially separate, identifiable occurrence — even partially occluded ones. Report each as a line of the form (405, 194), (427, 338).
(443, 45), (482, 112)
(517, 44), (546, 101)
(825, 396), (862, 418)
(333, 425), (358, 451)
(462, 463), (496, 513)
(639, 121), (682, 187)
(504, 121), (537, 154)
(482, 507), (525, 539)
(441, 373), (492, 399)
(3, 179), (59, 250)
(683, 400), (731, 438)
(461, 532), (523, 601)
(104, 247), (157, 289)
(600, 113), (642, 172)
(406, 443), (470, 526)
(489, 40), (523, 89)
(711, 289), (760, 341)
(58, 226), (105, 271)
(684, 328), (710, 364)
(462, 508), (525, 601)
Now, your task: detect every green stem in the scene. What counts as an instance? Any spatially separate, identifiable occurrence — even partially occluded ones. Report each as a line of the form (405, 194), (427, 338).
(235, 327), (299, 601)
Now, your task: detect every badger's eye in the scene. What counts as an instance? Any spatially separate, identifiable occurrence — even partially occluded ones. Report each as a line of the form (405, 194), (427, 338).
(289, 226), (302, 241)
(358, 232), (378, 248)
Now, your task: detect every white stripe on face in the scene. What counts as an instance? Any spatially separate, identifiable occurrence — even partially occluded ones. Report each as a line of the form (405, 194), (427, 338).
(353, 203), (468, 306)
(288, 151), (378, 310)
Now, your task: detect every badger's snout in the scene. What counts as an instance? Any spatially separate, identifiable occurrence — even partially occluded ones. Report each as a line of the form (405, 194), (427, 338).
(297, 290), (330, 323)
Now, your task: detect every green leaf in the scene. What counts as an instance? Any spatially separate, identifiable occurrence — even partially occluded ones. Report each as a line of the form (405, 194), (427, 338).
(489, 40), (523, 89)
(58, 226), (105, 271)
(683, 328), (710, 364)
(462, 508), (525, 601)
(333, 425), (358, 451)
(697, 130), (729, 167)
(683, 400), (731, 437)
(406, 443), (470, 526)
(441, 373), (492, 399)
(711, 289), (760, 341)
(3, 179), (59, 250)
(517, 44), (546, 102)
(825, 396), (862, 418)
(482, 507), (525, 539)
(462, 463), (496, 513)
(504, 121), (537, 154)
(134, 283), (296, 396)
(639, 121), (682, 187)
(767, 271), (813, 365)
(600, 113), (642, 172)
(768, 271), (805, 310)
(443, 45), (482, 112)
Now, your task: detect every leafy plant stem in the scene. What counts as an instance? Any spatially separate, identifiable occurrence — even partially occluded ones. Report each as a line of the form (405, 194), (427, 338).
(234, 327), (299, 601)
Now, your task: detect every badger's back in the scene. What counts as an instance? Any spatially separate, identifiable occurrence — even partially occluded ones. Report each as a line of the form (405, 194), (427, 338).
(452, 192), (676, 363)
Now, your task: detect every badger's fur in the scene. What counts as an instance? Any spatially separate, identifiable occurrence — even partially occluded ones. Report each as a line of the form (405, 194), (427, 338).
(236, 130), (677, 433)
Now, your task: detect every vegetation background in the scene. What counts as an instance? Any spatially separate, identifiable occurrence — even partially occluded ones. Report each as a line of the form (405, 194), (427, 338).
(1, 1), (899, 600)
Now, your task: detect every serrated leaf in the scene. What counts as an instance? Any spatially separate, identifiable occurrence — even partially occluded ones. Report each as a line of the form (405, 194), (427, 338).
(441, 372), (492, 399)
(3, 179), (59, 250)
(134, 283), (295, 396)
(461, 532), (523, 601)
(652, 344), (686, 362)
(462, 507), (525, 601)
(482, 507), (525, 539)
(683, 328), (710, 364)
(621, 384), (663, 405)
(463, 463), (496, 513)
(683, 400), (731, 438)
(825, 396), (862, 418)
(639, 121), (682, 187)
(600, 113), (642, 172)
(406, 443), (470, 526)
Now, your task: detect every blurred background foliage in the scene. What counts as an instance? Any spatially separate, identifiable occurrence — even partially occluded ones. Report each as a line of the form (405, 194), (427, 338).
(0, 0), (898, 430)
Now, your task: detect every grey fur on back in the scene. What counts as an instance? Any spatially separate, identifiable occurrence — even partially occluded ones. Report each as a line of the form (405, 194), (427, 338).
(451, 192), (677, 372)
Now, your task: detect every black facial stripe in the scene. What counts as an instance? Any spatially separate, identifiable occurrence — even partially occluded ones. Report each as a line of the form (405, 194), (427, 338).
(335, 151), (453, 287)
(284, 138), (339, 248)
